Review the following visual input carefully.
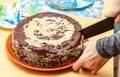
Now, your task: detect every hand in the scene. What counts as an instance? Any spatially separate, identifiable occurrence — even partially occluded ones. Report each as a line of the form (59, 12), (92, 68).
(72, 41), (109, 74)
(105, 0), (120, 24)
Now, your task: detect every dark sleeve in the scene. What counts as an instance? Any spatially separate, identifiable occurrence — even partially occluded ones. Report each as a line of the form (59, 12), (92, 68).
(96, 30), (120, 58)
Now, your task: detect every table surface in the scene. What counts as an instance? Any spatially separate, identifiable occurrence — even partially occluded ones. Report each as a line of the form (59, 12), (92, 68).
(0, 0), (114, 77)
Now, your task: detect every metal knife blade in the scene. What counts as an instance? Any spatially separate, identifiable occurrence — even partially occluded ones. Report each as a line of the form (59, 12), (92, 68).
(80, 17), (115, 39)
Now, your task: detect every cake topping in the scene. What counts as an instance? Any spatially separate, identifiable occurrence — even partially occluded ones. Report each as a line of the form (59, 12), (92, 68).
(23, 17), (75, 47)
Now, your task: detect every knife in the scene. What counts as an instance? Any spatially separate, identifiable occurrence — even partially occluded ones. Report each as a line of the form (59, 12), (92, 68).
(80, 17), (115, 39)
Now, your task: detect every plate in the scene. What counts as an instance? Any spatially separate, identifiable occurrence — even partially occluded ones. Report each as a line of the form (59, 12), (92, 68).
(46, 0), (94, 10)
(6, 33), (77, 71)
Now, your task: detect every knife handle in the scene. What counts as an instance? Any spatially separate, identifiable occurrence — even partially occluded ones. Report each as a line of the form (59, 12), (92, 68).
(108, 17), (116, 23)
(80, 17), (115, 39)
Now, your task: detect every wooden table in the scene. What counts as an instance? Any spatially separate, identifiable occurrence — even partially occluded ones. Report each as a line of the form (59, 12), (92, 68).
(0, 0), (114, 77)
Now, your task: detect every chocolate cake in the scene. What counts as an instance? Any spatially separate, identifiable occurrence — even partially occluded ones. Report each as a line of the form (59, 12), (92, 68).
(11, 12), (83, 68)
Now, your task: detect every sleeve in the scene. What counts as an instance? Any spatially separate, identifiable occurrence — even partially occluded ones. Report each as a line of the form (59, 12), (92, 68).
(96, 30), (120, 58)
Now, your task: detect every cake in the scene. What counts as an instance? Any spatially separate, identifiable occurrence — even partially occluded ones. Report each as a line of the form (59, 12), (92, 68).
(11, 12), (83, 68)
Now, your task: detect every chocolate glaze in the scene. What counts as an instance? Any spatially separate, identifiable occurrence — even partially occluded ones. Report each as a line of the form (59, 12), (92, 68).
(13, 12), (82, 55)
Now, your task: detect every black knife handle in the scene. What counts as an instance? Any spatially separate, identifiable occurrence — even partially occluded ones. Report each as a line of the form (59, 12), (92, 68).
(109, 17), (116, 23)
(80, 17), (115, 39)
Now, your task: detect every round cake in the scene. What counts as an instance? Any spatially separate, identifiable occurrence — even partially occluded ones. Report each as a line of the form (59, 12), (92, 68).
(11, 12), (83, 68)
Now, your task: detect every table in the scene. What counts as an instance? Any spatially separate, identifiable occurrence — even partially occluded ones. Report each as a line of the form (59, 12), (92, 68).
(0, 0), (114, 77)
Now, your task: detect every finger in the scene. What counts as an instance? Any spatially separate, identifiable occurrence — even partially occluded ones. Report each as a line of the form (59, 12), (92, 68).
(72, 47), (89, 71)
(105, 10), (119, 17)
(72, 59), (82, 71)
(72, 41), (92, 71)
(115, 15), (120, 24)
(91, 58), (108, 74)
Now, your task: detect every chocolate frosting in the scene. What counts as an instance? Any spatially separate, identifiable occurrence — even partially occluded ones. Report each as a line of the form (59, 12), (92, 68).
(13, 12), (82, 55)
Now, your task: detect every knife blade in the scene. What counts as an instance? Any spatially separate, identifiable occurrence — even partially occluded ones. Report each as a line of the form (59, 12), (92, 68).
(80, 17), (115, 39)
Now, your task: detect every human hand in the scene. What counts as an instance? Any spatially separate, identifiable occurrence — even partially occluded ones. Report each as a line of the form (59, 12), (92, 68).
(72, 41), (109, 74)
(105, 0), (120, 24)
